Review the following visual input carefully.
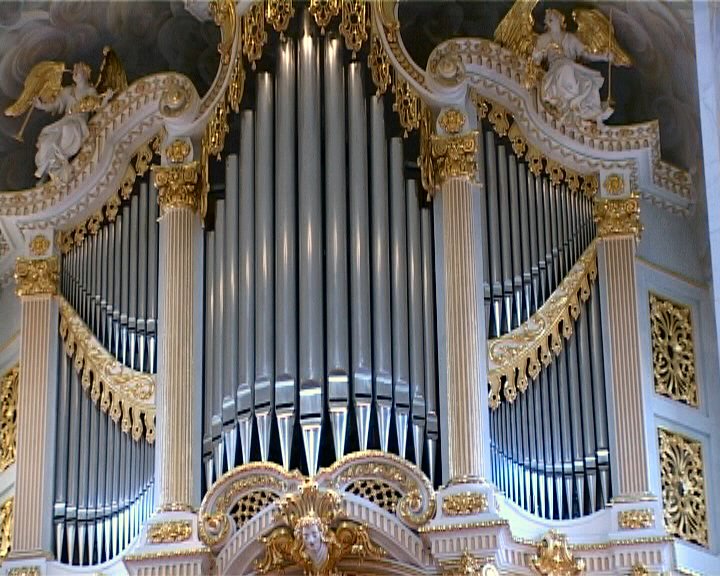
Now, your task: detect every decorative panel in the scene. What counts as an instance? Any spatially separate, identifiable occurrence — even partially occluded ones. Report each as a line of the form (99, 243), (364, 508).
(650, 294), (697, 407)
(0, 366), (18, 472)
(0, 497), (12, 562)
(658, 428), (708, 547)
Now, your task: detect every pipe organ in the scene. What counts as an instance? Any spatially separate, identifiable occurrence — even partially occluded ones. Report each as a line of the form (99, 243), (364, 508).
(54, 175), (158, 565)
(478, 122), (612, 518)
(201, 26), (440, 491)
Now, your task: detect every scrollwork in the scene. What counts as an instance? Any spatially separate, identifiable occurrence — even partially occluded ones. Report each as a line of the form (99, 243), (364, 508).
(0, 498), (11, 563)
(442, 492), (488, 516)
(243, 2), (267, 69)
(153, 161), (202, 215)
(14, 256), (58, 297)
(618, 509), (654, 530)
(594, 192), (642, 239)
(531, 530), (585, 575)
(430, 132), (478, 187)
(147, 520), (193, 544)
(339, 0), (367, 57)
(0, 366), (18, 472)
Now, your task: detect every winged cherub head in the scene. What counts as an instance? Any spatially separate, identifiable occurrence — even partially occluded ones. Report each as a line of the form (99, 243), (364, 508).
(294, 512), (330, 568)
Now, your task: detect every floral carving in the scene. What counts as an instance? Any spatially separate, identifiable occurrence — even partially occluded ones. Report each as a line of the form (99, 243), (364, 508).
(0, 366), (18, 472)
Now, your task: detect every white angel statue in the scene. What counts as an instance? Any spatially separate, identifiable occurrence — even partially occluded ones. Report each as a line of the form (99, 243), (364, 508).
(4, 47), (127, 183)
(495, 2), (632, 127)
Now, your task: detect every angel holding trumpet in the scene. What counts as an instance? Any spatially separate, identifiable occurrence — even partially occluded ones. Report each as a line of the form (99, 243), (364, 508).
(4, 48), (126, 182)
(495, 2), (632, 127)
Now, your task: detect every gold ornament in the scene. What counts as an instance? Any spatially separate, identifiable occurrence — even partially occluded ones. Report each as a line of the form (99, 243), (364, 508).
(87, 210), (103, 236)
(430, 132), (478, 186)
(649, 294), (697, 407)
(604, 173), (625, 196)
(256, 482), (384, 576)
(0, 498), (11, 562)
(618, 509), (654, 530)
(105, 193), (121, 223)
(368, 30), (391, 96)
(153, 161), (202, 215)
(14, 256), (58, 297)
(0, 366), (18, 472)
(339, 0), (367, 57)
(309, 0), (340, 33)
(658, 428), (708, 547)
(227, 55), (246, 114)
(58, 298), (155, 442)
(29, 234), (50, 257)
(147, 520), (193, 544)
(438, 108), (466, 135)
(443, 553), (499, 576)
(243, 2), (267, 69)
(418, 105), (435, 198)
(594, 192), (642, 239)
(442, 492), (488, 516)
(210, 0), (236, 65)
(488, 102), (510, 137)
(531, 530), (585, 576)
(392, 75), (420, 136)
(508, 123), (527, 157)
(266, 0), (294, 35)
(165, 139), (191, 164)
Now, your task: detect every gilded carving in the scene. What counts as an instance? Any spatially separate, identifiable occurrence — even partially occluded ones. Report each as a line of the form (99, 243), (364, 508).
(508, 122), (526, 157)
(0, 366), (18, 472)
(147, 520), (193, 544)
(165, 139), (191, 164)
(488, 241), (598, 408)
(604, 173), (625, 196)
(309, 0), (341, 33)
(418, 105), (435, 198)
(488, 103), (510, 137)
(14, 256), (58, 297)
(649, 295), (697, 407)
(7, 568), (39, 576)
(618, 509), (654, 530)
(227, 54), (246, 114)
(340, 0), (367, 57)
(28, 234), (50, 257)
(443, 553), (499, 576)
(243, 2), (267, 69)
(153, 161), (202, 215)
(58, 298), (155, 442)
(266, 0), (295, 35)
(438, 108), (466, 135)
(442, 492), (488, 516)
(531, 530), (585, 575)
(210, 0), (236, 65)
(256, 482), (384, 576)
(430, 132), (478, 186)
(368, 30), (391, 96)
(392, 75), (420, 136)
(594, 192), (642, 239)
(658, 428), (708, 547)
(0, 498), (11, 562)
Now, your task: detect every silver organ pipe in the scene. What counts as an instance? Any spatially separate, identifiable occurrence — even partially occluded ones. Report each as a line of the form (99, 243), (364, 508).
(201, 22), (441, 490)
(55, 172), (157, 564)
(482, 114), (612, 518)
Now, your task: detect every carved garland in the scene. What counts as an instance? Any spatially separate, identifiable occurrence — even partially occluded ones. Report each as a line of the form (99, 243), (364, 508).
(0, 365), (18, 472)
(487, 241), (598, 408)
(58, 297), (155, 442)
(0, 497), (11, 563)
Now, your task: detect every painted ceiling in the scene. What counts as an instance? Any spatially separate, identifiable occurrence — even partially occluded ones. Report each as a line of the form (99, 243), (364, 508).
(0, 0), (702, 193)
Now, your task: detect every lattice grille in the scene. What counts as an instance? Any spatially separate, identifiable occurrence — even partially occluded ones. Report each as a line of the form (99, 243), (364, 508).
(229, 490), (279, 526)
(346, 479), (402, 513)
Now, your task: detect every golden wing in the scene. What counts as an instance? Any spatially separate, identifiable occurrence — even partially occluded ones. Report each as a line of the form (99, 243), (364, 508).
(95, 46), (128, 94)
(573, 8), (632, 67)
(494, 0), (539, 60)
(4, 61), (66, 117)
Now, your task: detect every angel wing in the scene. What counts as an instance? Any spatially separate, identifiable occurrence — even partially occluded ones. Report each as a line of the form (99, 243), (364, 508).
(95, 46), (128, 94)
(4, 61), (66, 117)
(573, 9), (632, 67)
(494, 0), (539, 60)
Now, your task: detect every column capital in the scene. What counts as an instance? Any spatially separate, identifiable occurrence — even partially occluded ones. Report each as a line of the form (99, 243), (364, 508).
(593, 192), (642, 240)
(13, 256), (58, 298)
(430, 131), (478, 188)
(152, 161), (203, 215)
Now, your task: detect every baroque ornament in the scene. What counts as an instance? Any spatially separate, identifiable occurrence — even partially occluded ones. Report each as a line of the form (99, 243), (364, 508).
(243, 2), (267, 69)
(0, 366), (18, 472)
(442, 492), (488, 516)
(147, 520), (192, 544)
(153, 162), (202, 215)
(658, 428), (708, 547)
(649, 294), (697, 407)
(368, 30), (391, 96)
(29, 234), (50, 257)
(430, 132), (478, 186)
(393, 74), (420, 136)
(594, 192), (642, 239)
(531, 530), (585, 576)
(443, 552), (499, 576)
(309, 0), (341, 33)
(257, 482), (384, 576)
(14, 256), (58, 297)
(165, 139), (191, 164)
(604, 173), (625, 196)
(438, 108), (466, 135)
(0, 498), (11, 562)
(266, 0), (295, 35)
(339, 0), (367, 57)
(618, 509), (655, 530)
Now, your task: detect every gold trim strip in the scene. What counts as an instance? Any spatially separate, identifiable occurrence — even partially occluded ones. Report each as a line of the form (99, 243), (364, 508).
(487, 240), (598, 408)
(0, 365), (18, 472)
(57, 297), (155, 442)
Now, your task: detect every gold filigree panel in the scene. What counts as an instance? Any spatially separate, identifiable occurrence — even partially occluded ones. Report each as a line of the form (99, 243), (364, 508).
(0, 497), (12, 563)
(649, 294), (697, 407)
(658, 428), (708, 547)
(0, 366), (18, 472)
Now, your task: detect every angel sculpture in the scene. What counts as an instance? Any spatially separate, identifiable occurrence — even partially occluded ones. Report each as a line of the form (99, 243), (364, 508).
(494, 2), (632, 126)
(4, 47), (127, 182)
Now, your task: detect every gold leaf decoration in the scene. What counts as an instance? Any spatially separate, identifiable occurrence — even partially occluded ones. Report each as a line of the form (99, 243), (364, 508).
(0, 498), (12, 562)
(594, 192), (642, 239)
(29, 234), (50, 257)
(153, 162), (202, 215)
(531, 530), (585, 575)
(147, 520), (192, 544)
(0, 366), (18, 472)
(392, 74), (420, 136)
(339, 0), (367, 57)
(14, 256), (58, 297)
(442, 492), (488, 516)
(430, 132), (478, 186)
(650, 294), (697, 407)
(266, 0), (294, 35)
(309, 0), (340, 33)
(658, 428), (708, 547)
(368, 30), (391, 96)
(243, 2), (267, 69)
(618, 509), (654, 530)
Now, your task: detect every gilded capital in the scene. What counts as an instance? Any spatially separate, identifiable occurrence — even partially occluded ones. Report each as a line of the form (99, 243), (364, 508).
(593, 192), (642, 239)
(430, 132), (478, 188)
(14, 256), (58, 297)
(152, 161), (202, 214)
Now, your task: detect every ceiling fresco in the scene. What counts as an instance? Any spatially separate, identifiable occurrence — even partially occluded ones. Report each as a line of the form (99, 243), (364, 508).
(0, 1), (219, 191)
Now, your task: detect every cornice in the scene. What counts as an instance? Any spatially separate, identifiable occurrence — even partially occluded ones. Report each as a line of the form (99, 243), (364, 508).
(371, 2), (692, 216)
